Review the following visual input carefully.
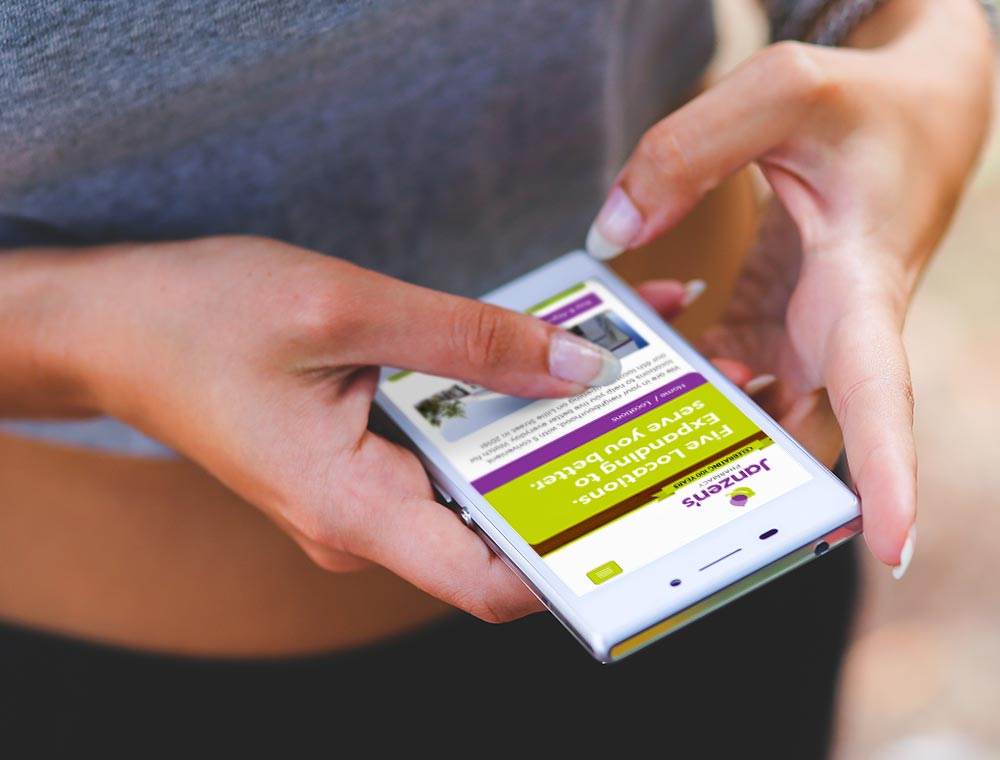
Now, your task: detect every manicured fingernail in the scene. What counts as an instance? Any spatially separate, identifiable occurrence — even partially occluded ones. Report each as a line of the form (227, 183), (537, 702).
(585, 187), (643, 261)
(682, 278), (707, 307)
(743, 374), (777, 395)
(549, 331), (622, 387)
(891, 524), (917, 580)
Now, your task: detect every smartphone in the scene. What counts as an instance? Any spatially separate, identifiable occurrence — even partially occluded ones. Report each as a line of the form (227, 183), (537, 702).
(374, 250), (861, 664)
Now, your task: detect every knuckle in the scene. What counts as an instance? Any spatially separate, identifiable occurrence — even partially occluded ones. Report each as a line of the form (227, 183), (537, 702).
(451, 587), (501, 623)
(451, 586), (514, 625)
(834, 375), (874, 424)
(292, 271), (358, 342)
(834, 370), (914, 427)
(451, 301), (514, 374)
(636, 125), (698, 197)
(763, 40), (840, 105)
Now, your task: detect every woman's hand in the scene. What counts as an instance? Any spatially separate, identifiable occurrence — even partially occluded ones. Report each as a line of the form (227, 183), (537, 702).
(585, 0), (996, 575)
(3, 237), (735, 623)
(37, 235), (634, 623)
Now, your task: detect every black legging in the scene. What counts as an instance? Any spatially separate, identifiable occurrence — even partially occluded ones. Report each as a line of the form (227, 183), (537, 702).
(0, 533), (858, 758)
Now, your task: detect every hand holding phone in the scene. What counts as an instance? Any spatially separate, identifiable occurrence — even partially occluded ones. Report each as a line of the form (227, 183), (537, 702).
(76, 238), (639, 626)
(375, 250), (861, 663)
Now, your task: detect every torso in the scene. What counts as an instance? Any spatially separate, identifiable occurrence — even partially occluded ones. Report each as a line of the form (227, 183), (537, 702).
(0, 0), (728, 657)
(0, 432), (456, 656)
(0, 164), (762, 657)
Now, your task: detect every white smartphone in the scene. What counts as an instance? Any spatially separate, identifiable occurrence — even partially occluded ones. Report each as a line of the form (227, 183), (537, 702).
(374, 250), (861, 664)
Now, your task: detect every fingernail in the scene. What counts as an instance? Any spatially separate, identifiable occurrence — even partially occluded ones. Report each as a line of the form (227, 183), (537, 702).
(585, 187), (644, 261)
(549, 331), (622, 387)
(682, 278), (707, 307)
(891, 524), (917, 580)
(743, 374), (777, 395)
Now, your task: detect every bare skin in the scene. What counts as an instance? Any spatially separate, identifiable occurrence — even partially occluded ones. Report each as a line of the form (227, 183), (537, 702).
(0, 239), (721, 658)
(0, 432), (456, 657)
(587, 0), (995, 570)
(0, 0), (993, 657)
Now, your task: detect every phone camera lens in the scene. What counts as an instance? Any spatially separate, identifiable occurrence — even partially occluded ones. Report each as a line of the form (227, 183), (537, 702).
(814, 541), (830, 557)
(670, 579), (682, 587)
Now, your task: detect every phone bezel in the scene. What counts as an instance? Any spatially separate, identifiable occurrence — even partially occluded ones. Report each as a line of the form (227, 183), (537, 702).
(374, 250), (861, 663)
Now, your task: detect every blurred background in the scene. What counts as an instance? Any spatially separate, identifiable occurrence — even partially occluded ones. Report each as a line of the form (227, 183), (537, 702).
(709, 2), (1000, 758)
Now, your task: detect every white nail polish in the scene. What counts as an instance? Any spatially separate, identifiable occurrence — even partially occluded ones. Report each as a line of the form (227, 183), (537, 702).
(681, 278), (707, 307)
(585, 224), (621, 262)
(743, 374), (777, 395)
(585, 187), (643, 261)
(549, 331), (622, 387)
(891, 525), (917, 580)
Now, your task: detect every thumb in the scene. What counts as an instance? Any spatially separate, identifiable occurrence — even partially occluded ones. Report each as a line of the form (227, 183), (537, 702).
(340, 264), (622, 398)
(825, 302), (917, 575)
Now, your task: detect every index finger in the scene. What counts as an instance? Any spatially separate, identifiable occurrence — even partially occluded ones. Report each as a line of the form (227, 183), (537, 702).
(326, 260), (622, 399)
(586, 41), (839, 259)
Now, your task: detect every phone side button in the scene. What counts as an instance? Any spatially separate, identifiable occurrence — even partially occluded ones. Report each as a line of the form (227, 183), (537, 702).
(430, 478), (454, 503)
(457, 506), (475, 529)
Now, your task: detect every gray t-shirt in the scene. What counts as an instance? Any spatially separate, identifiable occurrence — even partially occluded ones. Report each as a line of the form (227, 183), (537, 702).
(0, 0), (716, 456)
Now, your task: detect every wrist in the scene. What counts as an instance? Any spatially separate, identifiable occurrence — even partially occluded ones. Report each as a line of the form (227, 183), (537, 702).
(55, 242), (176, 426)
(842, 0), (994, 49)
(846, 0), (995, 158)
(0, 249), (108, 417)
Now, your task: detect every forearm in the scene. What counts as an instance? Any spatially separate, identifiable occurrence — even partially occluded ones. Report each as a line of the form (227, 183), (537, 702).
(0, 247), (116, 418)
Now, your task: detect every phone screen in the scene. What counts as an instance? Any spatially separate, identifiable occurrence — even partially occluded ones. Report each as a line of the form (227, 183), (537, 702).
(379, 279), (814, 596)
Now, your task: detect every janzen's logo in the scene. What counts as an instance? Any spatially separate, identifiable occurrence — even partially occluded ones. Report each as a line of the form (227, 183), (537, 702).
(728, 486), (755, 506)
(682, 458), (771, 508)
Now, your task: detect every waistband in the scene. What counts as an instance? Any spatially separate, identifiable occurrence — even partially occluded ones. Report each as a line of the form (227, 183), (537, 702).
(0, 416), (176, 458)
